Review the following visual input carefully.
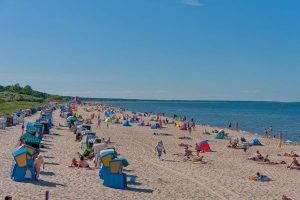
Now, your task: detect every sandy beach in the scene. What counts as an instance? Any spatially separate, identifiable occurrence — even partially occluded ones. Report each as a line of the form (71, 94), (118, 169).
(1, 105), (300, 200)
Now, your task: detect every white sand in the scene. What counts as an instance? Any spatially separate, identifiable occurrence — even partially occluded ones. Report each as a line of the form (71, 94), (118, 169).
(1, 106), (300, 200)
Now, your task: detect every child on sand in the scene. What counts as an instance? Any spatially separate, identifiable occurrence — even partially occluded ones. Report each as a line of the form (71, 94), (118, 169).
(34, 154), (45, 179)
(155, 141), (166, 160)
(194, 143), (200, 157)
(70, 158), (78, 167)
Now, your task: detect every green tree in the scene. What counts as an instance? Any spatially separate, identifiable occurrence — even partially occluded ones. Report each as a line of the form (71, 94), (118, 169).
(8, 83), (22, 93)
(23, 85), (33, 95)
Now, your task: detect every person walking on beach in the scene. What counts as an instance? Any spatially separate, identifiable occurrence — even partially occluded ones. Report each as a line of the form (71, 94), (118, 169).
(155, 141), (166, 160)
(229, 122), (232, 129)
(265, 128), (268, 137)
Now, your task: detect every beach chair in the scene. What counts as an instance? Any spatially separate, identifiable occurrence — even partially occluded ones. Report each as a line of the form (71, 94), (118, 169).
(93, 143), (114, 168)
(103, 158), (129, 189)
(99, 150), (117, 179)
(11, 145), (36, 182)
(81, 132), (96, 149)
(0, 118), (6, 130)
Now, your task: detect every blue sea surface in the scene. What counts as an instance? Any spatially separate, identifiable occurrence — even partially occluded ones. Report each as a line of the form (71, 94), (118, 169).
(101, 100), (300, 142)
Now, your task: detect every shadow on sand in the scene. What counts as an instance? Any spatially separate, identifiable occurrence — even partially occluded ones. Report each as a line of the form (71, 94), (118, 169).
(52, 133), (62, 136)
(40, 171), (55, 176)
(45, 162), (59, 166)
(126, 187), (154, 193)
(44, 156), (55, 159)
(162, 159), (181, 163)
(123, 169), (135, 172)
(24, 179), (65, 188)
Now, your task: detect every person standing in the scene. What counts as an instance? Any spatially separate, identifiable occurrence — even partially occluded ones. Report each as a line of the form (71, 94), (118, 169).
(191, 119), (196, 130)
(155, 141), (166, 160)
(265, 128), (268, 137)
(269, 126), (273, 136)
(229, 122), (232, 129)
(21, 123), (25, 134)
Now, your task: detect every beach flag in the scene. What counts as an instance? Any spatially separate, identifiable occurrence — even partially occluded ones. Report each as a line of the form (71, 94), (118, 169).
(277, 132), (283, 148)
(277, 139), (283, 148)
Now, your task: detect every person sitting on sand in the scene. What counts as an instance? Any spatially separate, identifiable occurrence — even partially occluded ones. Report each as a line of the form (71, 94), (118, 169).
(227, 138), (238, 148)
(34, 154), (45, 179)
(287, 157), (300, 170)
(78, 156), (90, 168)
(184, 147), (193, 160)
(248, 150), (264, 161)
(263, 155), (270, 163)
(70, 158), (78, 167)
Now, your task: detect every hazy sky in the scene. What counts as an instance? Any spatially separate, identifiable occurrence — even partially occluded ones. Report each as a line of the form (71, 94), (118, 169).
(0, 0), (299, 101)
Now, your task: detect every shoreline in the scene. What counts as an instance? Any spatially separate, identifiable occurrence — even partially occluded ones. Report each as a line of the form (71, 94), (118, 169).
(100, 103), (300, 145)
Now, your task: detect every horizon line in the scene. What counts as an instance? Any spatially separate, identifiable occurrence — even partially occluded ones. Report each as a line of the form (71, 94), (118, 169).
(78, 97), (300, 104)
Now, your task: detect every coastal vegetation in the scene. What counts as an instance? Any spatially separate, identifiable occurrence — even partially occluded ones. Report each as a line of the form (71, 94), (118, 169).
(0, 83), (64, 115)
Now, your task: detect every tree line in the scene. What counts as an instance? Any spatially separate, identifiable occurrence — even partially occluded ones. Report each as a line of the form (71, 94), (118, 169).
(0, 83), (63, 102)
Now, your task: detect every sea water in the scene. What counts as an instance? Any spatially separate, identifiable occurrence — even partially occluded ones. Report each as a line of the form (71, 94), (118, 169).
(101, 100), (300, 142)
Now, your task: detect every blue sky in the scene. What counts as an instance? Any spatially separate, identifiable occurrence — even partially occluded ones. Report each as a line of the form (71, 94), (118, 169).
(0, 0), (299, 101)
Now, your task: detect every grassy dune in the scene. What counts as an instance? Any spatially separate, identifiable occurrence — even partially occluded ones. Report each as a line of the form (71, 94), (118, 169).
(0, 101), (44, 116)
